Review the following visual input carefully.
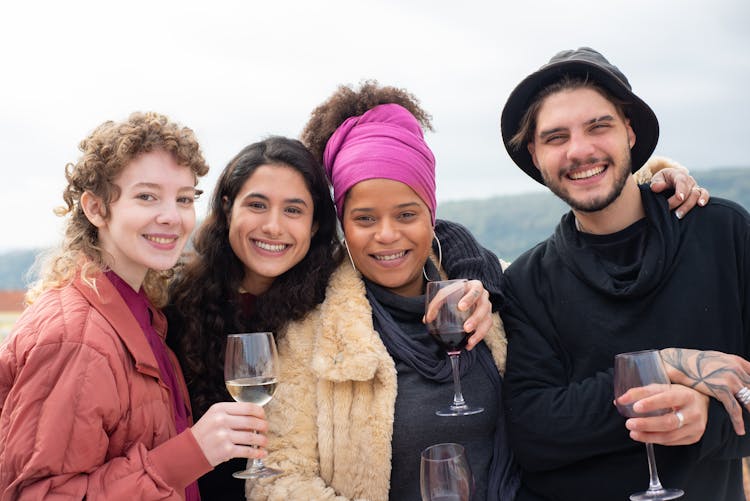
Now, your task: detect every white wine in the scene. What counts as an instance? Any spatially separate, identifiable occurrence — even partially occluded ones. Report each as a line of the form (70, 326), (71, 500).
(226, 376), (277, 406)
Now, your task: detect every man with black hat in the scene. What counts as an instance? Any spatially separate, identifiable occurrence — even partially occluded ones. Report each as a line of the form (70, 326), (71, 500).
(499, 47), (750, 500)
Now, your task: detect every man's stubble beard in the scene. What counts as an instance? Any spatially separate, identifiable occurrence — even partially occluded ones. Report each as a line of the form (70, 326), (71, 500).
(541, 148), (632, 213)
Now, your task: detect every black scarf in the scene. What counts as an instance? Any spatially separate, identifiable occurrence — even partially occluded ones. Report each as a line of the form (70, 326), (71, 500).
(553, 185), (681, 298)
(364, 219), (520, 501)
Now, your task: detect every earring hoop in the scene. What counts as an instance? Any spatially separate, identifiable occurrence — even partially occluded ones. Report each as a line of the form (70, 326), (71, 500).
(343, 238), (358, 273)
(435, 232), (442, 268)
(423, 232), (443, 281)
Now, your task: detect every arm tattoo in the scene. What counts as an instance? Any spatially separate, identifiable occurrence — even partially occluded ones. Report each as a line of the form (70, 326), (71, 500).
(661, 348), (748, 408)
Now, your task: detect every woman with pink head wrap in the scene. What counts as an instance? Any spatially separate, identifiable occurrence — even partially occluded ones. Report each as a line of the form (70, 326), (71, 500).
(249, 82), (519, 501)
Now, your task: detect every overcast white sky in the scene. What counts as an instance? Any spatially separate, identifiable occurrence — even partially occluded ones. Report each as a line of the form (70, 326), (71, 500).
(0, 0), (747, 251)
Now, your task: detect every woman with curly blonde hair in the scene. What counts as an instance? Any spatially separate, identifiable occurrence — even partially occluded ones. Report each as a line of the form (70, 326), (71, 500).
(0, 112), (268, 500)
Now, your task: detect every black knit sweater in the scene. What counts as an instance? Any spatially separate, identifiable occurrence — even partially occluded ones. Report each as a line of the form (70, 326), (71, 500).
(501, 186), (750, 501)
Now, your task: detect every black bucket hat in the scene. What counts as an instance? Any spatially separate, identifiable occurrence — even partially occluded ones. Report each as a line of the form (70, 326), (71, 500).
(500, 47), (659, 185)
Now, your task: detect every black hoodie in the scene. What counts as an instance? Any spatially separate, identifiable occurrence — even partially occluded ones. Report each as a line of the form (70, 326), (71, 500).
(502, 185), (750, 501)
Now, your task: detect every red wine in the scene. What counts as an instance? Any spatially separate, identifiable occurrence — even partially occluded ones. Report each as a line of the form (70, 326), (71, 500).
(429, 329), (471, 352)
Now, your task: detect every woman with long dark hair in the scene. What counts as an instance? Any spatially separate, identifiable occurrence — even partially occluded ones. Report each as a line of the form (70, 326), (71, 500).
(167, 136), (343, 498)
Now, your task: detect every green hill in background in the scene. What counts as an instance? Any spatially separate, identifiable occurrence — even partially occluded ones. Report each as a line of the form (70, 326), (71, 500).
(0, 166), (747, 290)
(439, 166), (750, 261)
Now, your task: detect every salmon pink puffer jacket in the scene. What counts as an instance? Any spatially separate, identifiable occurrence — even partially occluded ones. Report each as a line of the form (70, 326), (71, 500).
(0, 272), (212, 500)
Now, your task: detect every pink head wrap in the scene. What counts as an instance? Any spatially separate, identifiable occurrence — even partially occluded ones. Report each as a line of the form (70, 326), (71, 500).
(322, 103), (437, 225)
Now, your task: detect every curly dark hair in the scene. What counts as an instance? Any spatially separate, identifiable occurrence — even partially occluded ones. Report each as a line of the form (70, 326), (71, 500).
(301, 79), (433, 165)
(166, 136), (341, 418)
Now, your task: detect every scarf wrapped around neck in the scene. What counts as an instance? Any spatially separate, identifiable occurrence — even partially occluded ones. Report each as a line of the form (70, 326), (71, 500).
(364, 219), (519, 501)
(553, 184), (680, 298)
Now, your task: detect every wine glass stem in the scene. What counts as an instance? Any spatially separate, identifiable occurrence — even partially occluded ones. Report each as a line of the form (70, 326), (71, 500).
(645, 442), (665, 492)
(448, 352), (467, 408)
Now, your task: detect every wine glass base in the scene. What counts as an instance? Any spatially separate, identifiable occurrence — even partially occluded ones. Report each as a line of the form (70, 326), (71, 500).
(629, 488), (684, 500)
(232, 466), (282, 479)
(436, 405), (484, 417)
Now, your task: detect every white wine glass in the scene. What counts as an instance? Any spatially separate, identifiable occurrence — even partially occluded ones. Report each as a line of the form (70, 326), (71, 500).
(224, 332), (281, 479)
(420, 443), (475, 501)
(614, 349), (684, 500)
(425, 279), (484, 416)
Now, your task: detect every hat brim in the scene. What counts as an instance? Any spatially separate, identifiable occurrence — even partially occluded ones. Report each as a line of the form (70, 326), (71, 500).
(501, 60), (659, 185)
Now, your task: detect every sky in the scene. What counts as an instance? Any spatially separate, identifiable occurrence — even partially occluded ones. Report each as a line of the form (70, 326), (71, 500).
(0, 0), (747, 251)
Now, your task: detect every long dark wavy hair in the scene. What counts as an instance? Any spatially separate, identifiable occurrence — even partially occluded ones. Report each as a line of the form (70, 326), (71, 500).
(167, 136), (341, 418)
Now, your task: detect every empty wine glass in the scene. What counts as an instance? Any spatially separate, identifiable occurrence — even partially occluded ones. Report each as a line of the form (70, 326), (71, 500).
(614, 349), (684, 500)
(425, 279), (483, 416)
(420, 443), (475, 501)
(224, 332), (281, 479)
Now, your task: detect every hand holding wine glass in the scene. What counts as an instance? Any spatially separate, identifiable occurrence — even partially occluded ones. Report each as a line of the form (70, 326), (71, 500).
(425, 279), (483, 417)
(224, 332), (282, 479)
(420, 443), (475, 501)
(190, 401), (268, 467)
(614, 349), (684, 500)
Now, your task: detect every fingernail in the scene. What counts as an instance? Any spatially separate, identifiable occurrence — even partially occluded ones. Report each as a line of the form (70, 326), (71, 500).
(675, 211), (683, 219)
(699, 198), (706, 206)
(678, 192), (685, 201)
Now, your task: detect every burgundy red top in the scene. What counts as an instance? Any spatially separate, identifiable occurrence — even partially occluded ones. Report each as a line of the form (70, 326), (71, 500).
(107, 271), (200, 501)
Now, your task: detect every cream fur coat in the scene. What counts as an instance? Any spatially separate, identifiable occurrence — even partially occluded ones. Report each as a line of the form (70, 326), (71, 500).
(247, 262), (509, 501)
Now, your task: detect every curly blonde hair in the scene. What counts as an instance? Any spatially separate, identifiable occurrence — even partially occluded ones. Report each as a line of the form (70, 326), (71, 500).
(26, 111), (209, 307)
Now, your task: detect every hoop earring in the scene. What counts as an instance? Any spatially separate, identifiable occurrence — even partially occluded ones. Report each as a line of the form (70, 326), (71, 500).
(435, 232), (443, 269)
(422, 232), (443, 281)
(343, 238), (358, 273)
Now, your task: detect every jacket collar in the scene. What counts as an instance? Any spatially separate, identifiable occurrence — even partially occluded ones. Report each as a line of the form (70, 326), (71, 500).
(311, 263), (392, 382)
(309, 261), (508, 380)
(73, 271), (163, 378)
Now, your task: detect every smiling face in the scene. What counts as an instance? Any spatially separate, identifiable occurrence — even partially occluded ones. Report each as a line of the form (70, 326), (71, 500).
(528, 86), (636, 213)
(227, 164), (317, 295)
(84, 149), (198, 291)
(342, 178), (433, 297)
